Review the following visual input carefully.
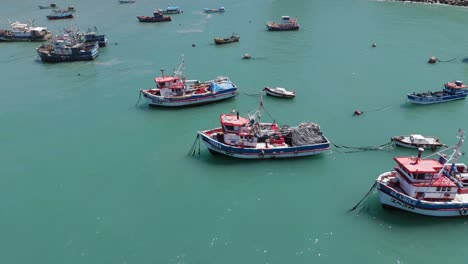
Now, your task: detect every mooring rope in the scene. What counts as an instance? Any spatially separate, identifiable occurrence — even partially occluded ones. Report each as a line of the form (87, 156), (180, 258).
(437, 57), (458, 63)
(349, 182), (377, 212)
(332, 142), (393, 153)
(243, 92), (261, 96)
(135, 90), (142, 106)
(187, 134), (201, 157)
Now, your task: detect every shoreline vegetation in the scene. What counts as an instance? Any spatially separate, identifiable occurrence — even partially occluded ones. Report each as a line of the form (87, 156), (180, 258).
(398, 0), (468, 6)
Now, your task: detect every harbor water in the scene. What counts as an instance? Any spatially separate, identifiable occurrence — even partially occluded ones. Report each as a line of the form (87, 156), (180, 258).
(1, 0), (468, 263)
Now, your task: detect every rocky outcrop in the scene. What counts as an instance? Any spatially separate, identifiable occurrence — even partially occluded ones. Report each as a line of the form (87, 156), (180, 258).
(399, 0), (468, 6)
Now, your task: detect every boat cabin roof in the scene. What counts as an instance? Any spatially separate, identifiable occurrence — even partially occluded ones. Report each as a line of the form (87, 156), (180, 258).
(155, 76), (178, 83)
(445, 81), (466, 89)
(410, 134), (425, 140)
(394, 157), (443, 173)
(154, 76), (184, 89)
(167, 6), (180, 10)
(220, 114), (249, 127)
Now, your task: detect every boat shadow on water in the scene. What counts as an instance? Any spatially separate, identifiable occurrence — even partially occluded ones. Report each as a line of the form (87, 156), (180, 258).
(355, 201), (468, 227)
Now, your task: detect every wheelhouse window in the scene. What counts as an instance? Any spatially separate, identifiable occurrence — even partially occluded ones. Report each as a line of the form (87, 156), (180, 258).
(436, 187), (441, 191)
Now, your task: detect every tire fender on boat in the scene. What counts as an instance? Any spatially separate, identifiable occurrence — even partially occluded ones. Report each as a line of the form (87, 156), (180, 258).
(259, 150), (265, 158)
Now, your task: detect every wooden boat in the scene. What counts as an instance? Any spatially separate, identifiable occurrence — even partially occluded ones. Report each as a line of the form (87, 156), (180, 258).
(263, 87), (295, 98)
(137, 11), (171, 22)
(391, 134), (445, 150)
(214, 33), (239, 44)
(38, 3), (57, 9)
(376, 130), (468, 217)
(140, 55), (238, 107)
(266, 16), (299, 31)
(407, 80), (468, 105)
(204, 7), (225, 13)
(118, 0), (135, 3)
(46, 12), (73, 20)
(198, 97), (330, 159)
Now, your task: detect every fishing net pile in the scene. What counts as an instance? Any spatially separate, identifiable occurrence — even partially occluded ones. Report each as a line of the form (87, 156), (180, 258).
(279, 122), (327, 146)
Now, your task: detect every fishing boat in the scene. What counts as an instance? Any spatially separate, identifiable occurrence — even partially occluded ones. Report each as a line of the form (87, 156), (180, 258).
(118, 0), (135, 3)
(0, 21), (51, 42)
(198, 97), (330, 159)
(263, 87), (295, 98)
(36, 30), (99, 63)
(376, 130), (468, 217)
(139, 55), (237, 107)
(83, 27), (107, 47)
(391, 134), (445, 150)
(53, 6), (76, 13)
(159, 6), (182, 14)
(38, 3), (57, 9)
(214, 33), (239, 44)
(46, 12), (73, 20)
(266, 16), (299, 31)
(203, 7), (225, 13)
(137, 10), (171, 22)
(407, 80), (468, 104)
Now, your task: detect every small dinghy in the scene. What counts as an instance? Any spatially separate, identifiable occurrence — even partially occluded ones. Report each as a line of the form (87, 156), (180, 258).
(263, 87), (295, 98)
(391, 134), (445, 150)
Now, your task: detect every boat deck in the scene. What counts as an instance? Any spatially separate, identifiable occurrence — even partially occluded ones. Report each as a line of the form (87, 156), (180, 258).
(454, 194), (468, 203)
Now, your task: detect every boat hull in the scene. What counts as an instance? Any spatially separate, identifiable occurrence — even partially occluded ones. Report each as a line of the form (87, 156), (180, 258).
(391, 137), (444, 149)
(264, 88), (295, 98)
(46, 14), (73, 20)
(266, 25), (299, 31)
(214, 37), (240, 44)
(137, 16), (171, 22)
(407, 93), (467, 104)
(0, 34), (51, 42)
(142, 89), (237, 107)
(36, 46), (99, 63)
(199, 131), (330, 159)
(377, 173), (468, 217)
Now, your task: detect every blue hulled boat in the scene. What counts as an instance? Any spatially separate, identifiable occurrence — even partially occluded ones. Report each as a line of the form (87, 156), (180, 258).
(203, 7), (225, 13)
(160, 6), (182, 14)
(36, 30), (98, 63)
(407, 80), (468, 105)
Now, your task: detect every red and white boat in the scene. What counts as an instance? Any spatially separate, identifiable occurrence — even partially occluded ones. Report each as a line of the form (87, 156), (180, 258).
(140, 55), (238, 107)
(198, 97), (330, 159)
(263, 87), (295, 98)
(376, 130), (468, 217)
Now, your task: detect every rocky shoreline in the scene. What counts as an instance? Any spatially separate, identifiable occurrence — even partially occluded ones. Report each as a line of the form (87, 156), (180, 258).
(398, 0), (468, 6)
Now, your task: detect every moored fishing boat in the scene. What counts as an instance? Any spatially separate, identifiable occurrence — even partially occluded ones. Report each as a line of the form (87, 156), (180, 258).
(263, 87), (295, 98)
(38, 3), (57, 9)
(0, 21), (51, 42)
(159, 6), (182, 14)
(407, 80), (468, 104)
(53, 6), (76, 13)
(198, 97), (330, 159)
(46, 11), (73, 20)
(137, 10), (171, 22)
(83, 27), (107, 47)
(376, 130), (468, 217)
(36, 30), (99, 63)
(391, 134), (445, 150)
(214, 33), (239, 44)
(118, 0), (135, 3)
(266, 16), (299, 31)
(204, 7), (225, 13)
(139, 55), (237, 107)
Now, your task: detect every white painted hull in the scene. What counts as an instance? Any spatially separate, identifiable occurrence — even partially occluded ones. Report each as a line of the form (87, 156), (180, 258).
(142, 90), (237, 107)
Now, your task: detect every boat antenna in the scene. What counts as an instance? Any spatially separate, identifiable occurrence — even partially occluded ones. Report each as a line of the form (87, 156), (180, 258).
(160, 68), (165, 78)
(181, 53), (186, 85)
(436, 129), (465, 178)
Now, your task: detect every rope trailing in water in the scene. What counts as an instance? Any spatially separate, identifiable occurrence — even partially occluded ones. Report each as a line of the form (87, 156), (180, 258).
(135, 90), (142, 106)
(349, 182), (377, 212)
(332, 142), (393, 153)
(437, 57), (458, 63)
(187, 134), (201, 157)
(243, 92), (262, 96)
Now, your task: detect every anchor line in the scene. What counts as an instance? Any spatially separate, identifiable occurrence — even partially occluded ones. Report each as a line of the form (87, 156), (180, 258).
(436, 57), (458, 63)
(187, 134), (201, 157)
(349, 182), (377, 212)
(332, 142), (393, 153)
(135, 90), (142, 106)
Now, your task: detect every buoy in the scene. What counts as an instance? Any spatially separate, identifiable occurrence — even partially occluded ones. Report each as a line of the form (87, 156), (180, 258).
(77, 73), (81, 76)
(353, 110), (363, 116)
(428, 56), (437, 64)
(192, 44), (196, 47)
(242, 53), (252, 60)
(371, 43), (377, 48)
(114, 42), (118, 45)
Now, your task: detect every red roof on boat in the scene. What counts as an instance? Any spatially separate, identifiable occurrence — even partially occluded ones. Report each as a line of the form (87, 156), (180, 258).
(220, 114), (249, 127)
(155, 76), (178, 83)
(445, 82), (467, 89)
(413, 176), (456, 187)
(394, 157), (443, 173)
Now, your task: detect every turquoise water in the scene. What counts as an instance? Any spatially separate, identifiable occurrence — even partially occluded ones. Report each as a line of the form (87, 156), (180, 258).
(1, 0), (468, 263)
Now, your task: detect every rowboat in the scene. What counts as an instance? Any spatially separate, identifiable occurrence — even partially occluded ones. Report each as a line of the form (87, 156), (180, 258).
(263, 87), (295, 98)
(214, 33), (239, 44)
